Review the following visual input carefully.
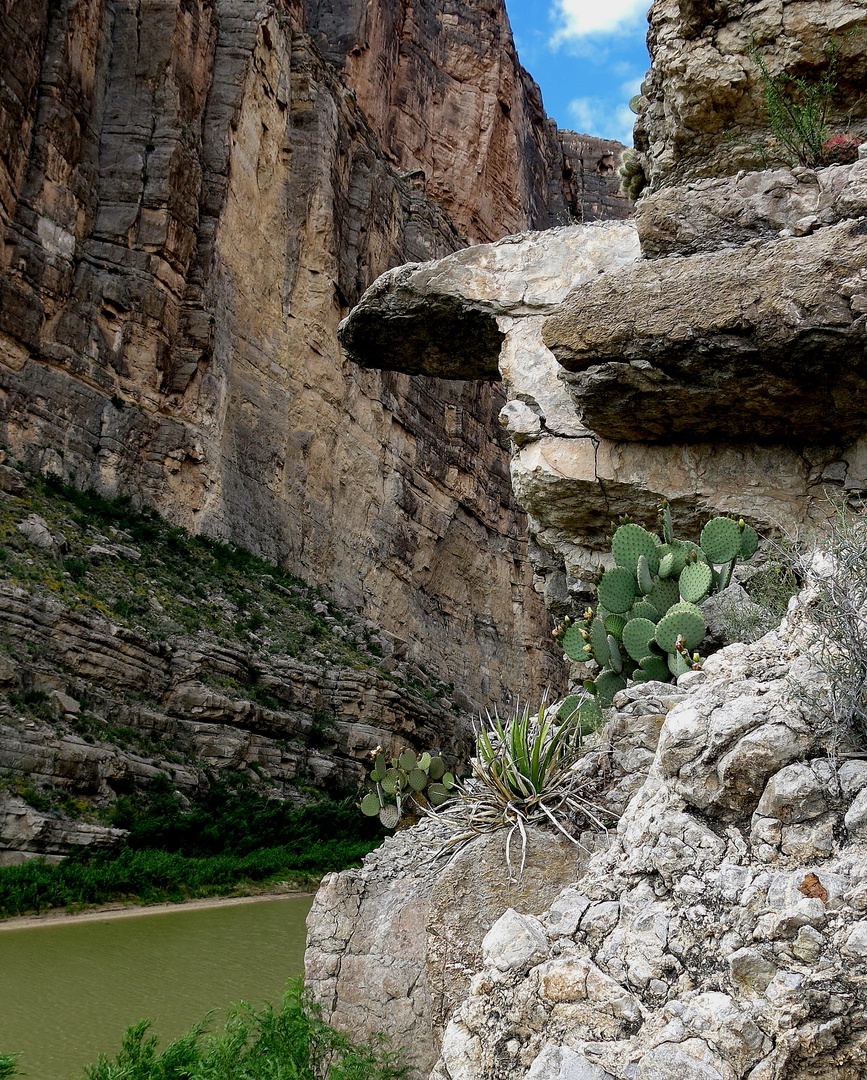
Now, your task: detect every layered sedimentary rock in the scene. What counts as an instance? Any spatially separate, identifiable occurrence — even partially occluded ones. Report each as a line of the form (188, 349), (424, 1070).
(0, 0), (618, 715)
(0, 468), (474, 861)
(338, 183), (867, 610)
(632, 0), (867, 191)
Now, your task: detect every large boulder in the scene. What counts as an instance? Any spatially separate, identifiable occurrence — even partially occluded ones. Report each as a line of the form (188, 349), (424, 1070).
(543, 219), (867, 443)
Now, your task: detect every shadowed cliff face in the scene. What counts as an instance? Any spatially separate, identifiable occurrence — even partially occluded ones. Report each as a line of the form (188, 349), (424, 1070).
(304, 0), (568, 242)
(0, 0), (599, 711)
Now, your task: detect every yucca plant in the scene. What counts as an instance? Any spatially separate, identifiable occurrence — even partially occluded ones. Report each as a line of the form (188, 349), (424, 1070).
(428, 701), (608, 881)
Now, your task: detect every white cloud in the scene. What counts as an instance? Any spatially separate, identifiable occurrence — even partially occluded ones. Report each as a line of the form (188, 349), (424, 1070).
(567, 95), (636, 145)
(551, 0), (648, 42)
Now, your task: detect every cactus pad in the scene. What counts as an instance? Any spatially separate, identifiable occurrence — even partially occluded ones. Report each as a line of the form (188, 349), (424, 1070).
(607, 634), (623, 674)
(637, 553), (654, 595)
(604, 613), (627, 641)
(597, 566), (637, 613)
(622, 617), (657, 662)
(660, 500), (674, 544)
(654, 606), (706, 652)
(648, 577), (680, 618)
(594, 668), (627, 705)
(639, 654), (670, 682)
(739, 523), (759, 558)
(589, 616), (611, 667)
(679, 561), (713, 604)
(399, 748), (417, 771)
(428, 783), (451, 806)
(631, 599), (659, 623)
(428, 756), (446, 781)
(700, 517), (741, 563)
(408, 768), (429, 791)
(557, 694), (582, 721)
(578, 699), (605, 730)
(418, 752), (431, 771)
(379, 804), (400, 828)
(381, 768), (404, 794)
(360, 792), (381, 817)
(668, 650), (692, 678)
(611, 523), (660, 574)
(657, 543), (687, 580)
(562, 624), (589, 661)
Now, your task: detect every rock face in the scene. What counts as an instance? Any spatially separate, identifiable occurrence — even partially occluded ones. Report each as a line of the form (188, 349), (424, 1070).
(633, 0), (867, 191)
(303, 673), (691, 1076)
(0, 0), (628, 717)
(305, 821), (591, 1078)
(435, 597), (867, 1080)
(0, 470), (475, 860)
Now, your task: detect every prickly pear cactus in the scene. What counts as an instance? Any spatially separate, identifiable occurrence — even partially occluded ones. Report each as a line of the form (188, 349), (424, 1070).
(358, 745), (456, 828)
(554, 503), (759, 699)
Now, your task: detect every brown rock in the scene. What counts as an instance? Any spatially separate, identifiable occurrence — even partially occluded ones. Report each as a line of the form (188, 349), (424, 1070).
(0, 0), (587, 712)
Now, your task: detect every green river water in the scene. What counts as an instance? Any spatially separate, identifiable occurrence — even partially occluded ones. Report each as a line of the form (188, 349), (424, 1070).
(0, 895), (313, 1080)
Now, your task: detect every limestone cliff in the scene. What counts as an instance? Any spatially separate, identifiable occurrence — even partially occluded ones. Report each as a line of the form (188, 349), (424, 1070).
(0, 0), (631, 724)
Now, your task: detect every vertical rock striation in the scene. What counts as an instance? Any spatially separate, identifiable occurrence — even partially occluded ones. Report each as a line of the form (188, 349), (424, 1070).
(0, 0), (631, 711)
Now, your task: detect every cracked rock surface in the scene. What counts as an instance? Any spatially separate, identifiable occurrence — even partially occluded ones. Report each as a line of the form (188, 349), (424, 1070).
(433, 596), (867, 1080)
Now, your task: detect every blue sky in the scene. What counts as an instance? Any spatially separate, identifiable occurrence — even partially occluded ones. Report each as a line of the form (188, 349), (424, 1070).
(505, 0), (651, 145)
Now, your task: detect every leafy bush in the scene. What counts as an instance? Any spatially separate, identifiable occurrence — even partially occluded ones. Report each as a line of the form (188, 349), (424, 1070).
(0, 1055), (18, 1080)
(0, 787), (384, 916)
(752, 44), (838, 167)
(796, 499), (867, 748)
(1, 982), (407, 1080)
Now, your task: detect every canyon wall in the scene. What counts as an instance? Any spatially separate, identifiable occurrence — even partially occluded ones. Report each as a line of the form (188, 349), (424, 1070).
(0, 0), (630, 713)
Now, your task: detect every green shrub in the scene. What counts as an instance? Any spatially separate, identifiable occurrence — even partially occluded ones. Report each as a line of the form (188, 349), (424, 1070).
(59, 981), (408, 1080)
(795, 497), (867, 748)
(751, 44), (838, 167)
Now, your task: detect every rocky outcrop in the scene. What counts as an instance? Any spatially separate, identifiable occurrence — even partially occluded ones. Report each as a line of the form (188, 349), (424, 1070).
(632, 0), (867, 192)
(544, 217), (867, 443)
(634, 159), (867, 258)
(434, 594), (867, 1080)
(0, 0), (606, 717)
(304, 690), (671, 1077)
(338, 192), (867, 613)
(308, 589), (867, 1079)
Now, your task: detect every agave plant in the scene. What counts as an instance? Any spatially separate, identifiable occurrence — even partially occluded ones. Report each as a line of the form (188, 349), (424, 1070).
(428, 700), (608, 881)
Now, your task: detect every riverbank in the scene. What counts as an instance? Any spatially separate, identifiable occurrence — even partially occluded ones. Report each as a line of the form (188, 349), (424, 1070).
(0, 882), (316, 932)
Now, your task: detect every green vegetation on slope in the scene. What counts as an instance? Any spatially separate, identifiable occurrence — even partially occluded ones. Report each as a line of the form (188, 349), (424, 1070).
(0, 784), (384, 917)
(1, 981), (408, 1080)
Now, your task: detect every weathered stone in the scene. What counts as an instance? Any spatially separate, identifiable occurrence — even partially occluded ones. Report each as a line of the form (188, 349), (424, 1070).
(339, 223), (639, 380)
(525, 1044), (613, 1080)
(632, 0), (867, 191)
(636, 161), (867, 258)
(755, 762), (829, 824)
(544, 221), (867, 443)
(482, 908), (549, 973)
